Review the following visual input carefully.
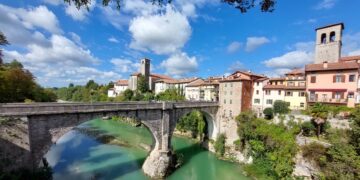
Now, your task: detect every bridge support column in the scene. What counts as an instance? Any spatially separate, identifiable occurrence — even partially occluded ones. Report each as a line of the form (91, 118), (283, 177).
(142, 102), (174, 178)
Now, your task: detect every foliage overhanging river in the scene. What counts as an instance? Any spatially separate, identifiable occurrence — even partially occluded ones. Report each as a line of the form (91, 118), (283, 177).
(45, 119), (250, 180)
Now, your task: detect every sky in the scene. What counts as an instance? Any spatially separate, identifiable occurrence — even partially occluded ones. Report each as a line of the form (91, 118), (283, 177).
(1, 0), (360, 87)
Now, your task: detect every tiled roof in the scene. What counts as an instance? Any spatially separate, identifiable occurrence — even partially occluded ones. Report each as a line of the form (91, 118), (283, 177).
(186, 79), (205, 87)
(305, 62), (359, 72)
(269, 77), (285, 81)
(151, 73), (173, 80)
(255, 77), (269, 82)
(263, 85), (286, 89)
(177, 77), (198, 83)
(285, 68), (304, 75)
(340, 55), (360, 62)
(116, 80), (128, 86)
(285, 86), (306, 90)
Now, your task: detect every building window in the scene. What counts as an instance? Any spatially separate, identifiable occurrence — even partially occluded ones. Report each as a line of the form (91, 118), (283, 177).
(224, 84), (227, 87)
(256, 90), (259, 95)
(299, 92), (306, 97)
(333, 75), (345, 83)
(231, 83), (233, 87)
(257, 82), (259, 86)
(300, 102), (305, 107)
(321, 33), (327, 44)
(310, 76), (316, 83)
(278, 90), (281, 95)
(286, 91), (293, 96)
(330, 31), (336, 42)
(265, 90), (270, 95)
(349, 74), (356, 82)
(334, 92), (342, 99)
(224, 99), (226, 104)
(266, 99), (273, 105)
(288, 82), (294, 86)
(254, 99), (260, 104)
(348, 92), (354, 98)
(229, 110), (233, 117)
(230, 91), (232, 95)
(230, 100), (232, 104)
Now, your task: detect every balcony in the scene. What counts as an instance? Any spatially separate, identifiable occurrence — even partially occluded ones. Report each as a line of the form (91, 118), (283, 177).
(308, 98), (348, 104)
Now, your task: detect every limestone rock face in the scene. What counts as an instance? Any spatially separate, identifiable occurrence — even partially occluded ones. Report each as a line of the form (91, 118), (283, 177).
(142, 150), (172, 178)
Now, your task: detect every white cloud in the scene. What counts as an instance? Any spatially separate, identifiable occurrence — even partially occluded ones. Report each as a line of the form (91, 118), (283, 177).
(227, 41), (242, 53)
(160, 52), (198, 76)
(228, 60), (245, 71)
(245, 36), (270, 52)
(263, 68), (292, 78)
(342, 32), (360, 56)
(69, 32), (86, 48)
(108, 37), (120, 43)
(315, 0), (337, 10)
(65, 0), (96, 21)
(110, 58), (140, 73)
(100, 6), (131, 30)
(129, 6), (191, 55)
(262, 41), (314, 69)
(0, 4), (61, 35)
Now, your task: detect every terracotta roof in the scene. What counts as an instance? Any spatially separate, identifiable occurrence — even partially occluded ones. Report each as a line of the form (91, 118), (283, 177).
(269, 77), (286, 81)
(305, 62), (359, 72)
(340, 55), (360, 62)
(155, 78), (178, 84)
(315, 23), (344, 31)
(220, 71), (262, 82)
(116, 80), (128, 86)
(263, 85), (286, 89)
(151, 73), (173, 80)
(177, 77), (198, 83)
(285, 68), (304, 75)
(230, 70), (265, 78)
(131, 72), (141, 76)
(255, 77), (269, 82)
(186, 79), (205, 87)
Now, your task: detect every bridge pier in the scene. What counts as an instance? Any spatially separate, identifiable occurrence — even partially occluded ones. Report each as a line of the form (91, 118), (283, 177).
(142, 102), (174, 178)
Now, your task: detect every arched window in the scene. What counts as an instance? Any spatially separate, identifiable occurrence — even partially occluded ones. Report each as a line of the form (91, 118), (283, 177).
(321, 33), (327, 44)
(330, 31), (336, 42)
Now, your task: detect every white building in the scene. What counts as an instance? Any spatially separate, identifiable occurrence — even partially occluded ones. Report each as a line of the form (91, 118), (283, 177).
(252, 77), (269, 117)
(107, 79), (129, 97)
(263, 78), (286, 109)
(185, 79), (205, 101)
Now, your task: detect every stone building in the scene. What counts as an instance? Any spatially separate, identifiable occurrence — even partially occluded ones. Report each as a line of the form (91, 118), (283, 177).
(315, 23), (344, 64)
(218, 71), (264, 144)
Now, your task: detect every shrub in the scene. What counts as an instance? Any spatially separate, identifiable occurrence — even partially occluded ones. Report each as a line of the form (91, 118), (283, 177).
(263, 108), (273, 120)
(301, 121), (316, 136)
(273, 100), (290, 114)
(214, 134), (226, 156)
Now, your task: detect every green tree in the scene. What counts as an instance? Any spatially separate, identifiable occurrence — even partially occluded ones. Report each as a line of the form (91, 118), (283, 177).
(350, 106), (360, 154)
(156, 89), (185, 101)
(122, 89), (134, 101)
(301, 121), (316, 137)
(85, 79), (99, 90)
(137, 75), (149, 93)
(64, 0), (276, 13)
(263, 107), (273, 119)
(273, 100), (290, 114)
(0, 31), (9, 64)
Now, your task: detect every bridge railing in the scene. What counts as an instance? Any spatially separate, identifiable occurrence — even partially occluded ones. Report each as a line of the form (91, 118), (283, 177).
(0, 101), (218, 116)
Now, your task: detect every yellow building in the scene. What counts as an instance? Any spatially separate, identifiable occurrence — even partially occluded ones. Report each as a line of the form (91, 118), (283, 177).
(284, 69), (307, 110)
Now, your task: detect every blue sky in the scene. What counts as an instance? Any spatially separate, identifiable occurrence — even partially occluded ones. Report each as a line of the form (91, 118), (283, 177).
(1, 0), (360, 87)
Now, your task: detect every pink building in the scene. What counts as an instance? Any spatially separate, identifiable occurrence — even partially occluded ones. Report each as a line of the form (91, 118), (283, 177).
(305, 61), (359, 107)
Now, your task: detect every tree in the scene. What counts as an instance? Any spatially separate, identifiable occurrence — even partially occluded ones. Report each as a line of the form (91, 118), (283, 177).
(0, 31), (9, 65)
(301, 121), (316, 137)
(214, 134), (226, 157)
(310, 103), (329, 138)
(156, 89), (185, 101)
(350, 106), (360, 154)
(273, 100), (290, 114)
(122, 89), (134, 101)
(64, 0), (276, 13)
(137, 75), (149, 93)
(263, 107), (273, 119)
(85, 79), (99, 90)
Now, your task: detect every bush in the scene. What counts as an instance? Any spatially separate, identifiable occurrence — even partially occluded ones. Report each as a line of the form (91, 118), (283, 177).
(301, 121), (316, 136)
(273, 100), (290, 114)
(263, 108), (273, 120)
(214, 134), (226, 157)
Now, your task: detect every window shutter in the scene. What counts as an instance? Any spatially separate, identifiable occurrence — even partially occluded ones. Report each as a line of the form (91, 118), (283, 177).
(341, 92), (344, 99)
(342, 75), (345, 83)
(315, 94), (318, 100)
(332, 92), (335, 99)
(333, 75), (336, 83)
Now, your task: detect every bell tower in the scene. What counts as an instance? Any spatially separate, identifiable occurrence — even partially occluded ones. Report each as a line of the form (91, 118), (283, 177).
(314, 23), (344, 64)
(140, 58), (150, 84)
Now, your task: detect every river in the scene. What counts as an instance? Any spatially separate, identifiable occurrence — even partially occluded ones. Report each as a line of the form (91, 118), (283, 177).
(45, 119), (250, 180)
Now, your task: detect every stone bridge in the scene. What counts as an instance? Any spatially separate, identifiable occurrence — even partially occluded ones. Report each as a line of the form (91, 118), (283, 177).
(0, 101), (219, 178)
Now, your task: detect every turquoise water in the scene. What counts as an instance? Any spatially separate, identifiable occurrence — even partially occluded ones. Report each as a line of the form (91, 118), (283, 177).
(45, 119), (249, 180)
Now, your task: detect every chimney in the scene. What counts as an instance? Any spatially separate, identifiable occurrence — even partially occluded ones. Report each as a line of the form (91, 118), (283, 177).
(323, 61), (328, 69)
